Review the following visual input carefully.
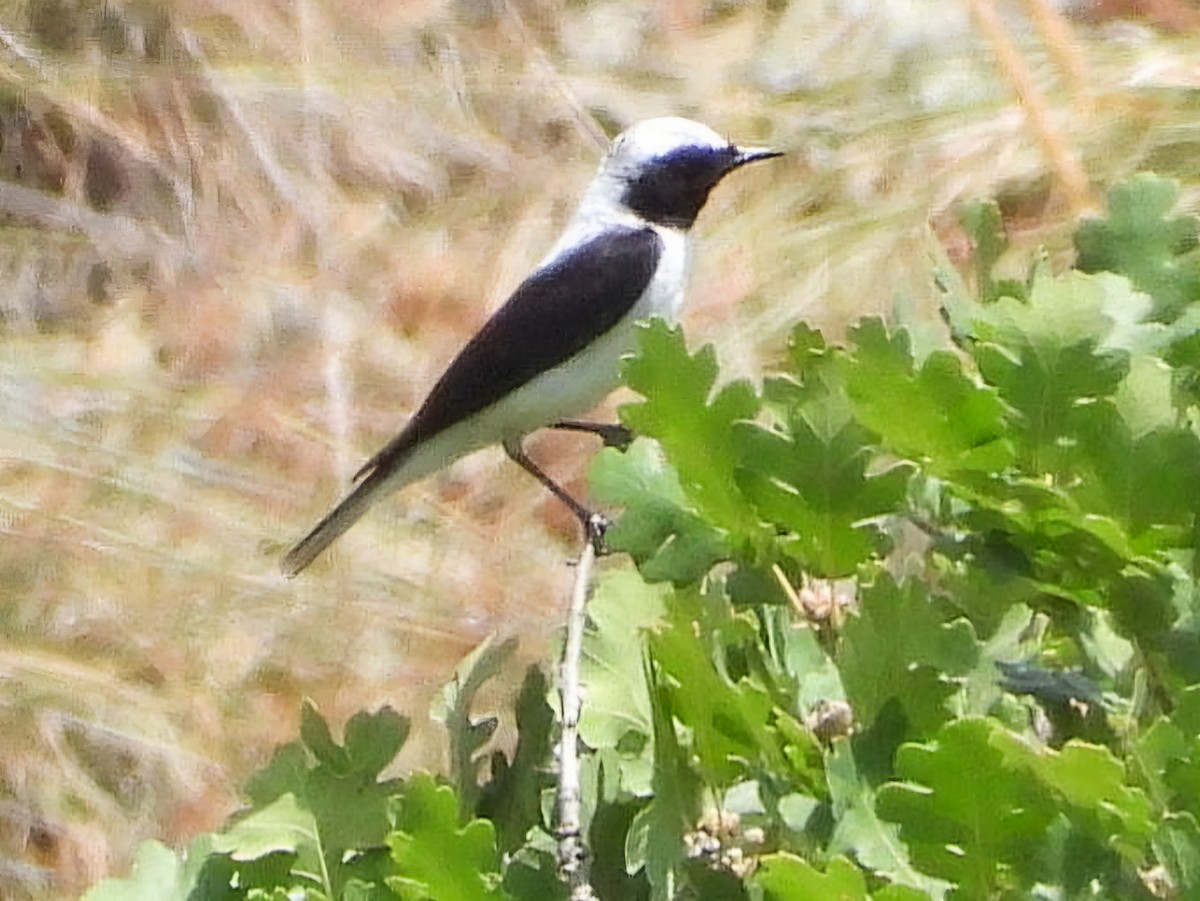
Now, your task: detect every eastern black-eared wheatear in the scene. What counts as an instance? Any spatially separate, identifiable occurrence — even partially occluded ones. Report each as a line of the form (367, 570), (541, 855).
(282, 117), (780, 577)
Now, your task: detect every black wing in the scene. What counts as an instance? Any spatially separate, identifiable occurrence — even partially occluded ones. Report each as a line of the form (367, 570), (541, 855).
(356, 225), (663, 480)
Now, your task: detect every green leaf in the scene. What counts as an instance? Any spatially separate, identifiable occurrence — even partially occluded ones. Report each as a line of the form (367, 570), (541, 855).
(752, 853), (868, 900)
(1167, 747), (1200, 819)
(877, 719), (1056, 896)
(1131, 717), (1190, 810)
(839, 576), (979, 740)
(343, 707), (411, 780)
(649, 602), (779, 783)
(974, 268), (1160, 356)
(1114, 355), (1177, 439)
(577, 569), (668, 796)
(1172, 683), (1200, 737)
(1083, 420), (1200, 544)
(748, 321), (907, 578)
(431, 634), (518, 816)
(1163, 305), (1200, 407)
(621, 320), (760, 533)
(343, 877), (399, 901)
(785, 321), (830, 372)
(842, 319), (1013, 477)
(873, 888), (935, 901)
(969, 271), (1147, 477)
(387, 774), (511, 900)
(301, 698), (352, 774)
(776, 794), (820, 833)
(213, 793), (322, 868)
(947, 467), (1171, 618)
(825, 740), (947, 898)
(244, 888), (295, 901)
(959, 199), (1010, 305)
(81, 840), (195, 901)
(734, 415), (911, 578)
(1075, 174), (1200, 321)
(503, 846), (569, 901)
(239, 702), (408, 896)
(1014, 739), (1154, 862)
(770, 607), (846, 712)
(885, 722), (1152, 894)
(308, 715), (407, 887)
(1160, 694), (1200, 812)
(188, 842), (285, 899)
(245, 742), (311, 809)
(1153, 812), (1200, 895)
(590, 438), (730, 582)
(629, 657), (701, 901)
(476, 666), (553, 855)
(1023, 369), (1200, 551)
(1107, 568), (1178, 649)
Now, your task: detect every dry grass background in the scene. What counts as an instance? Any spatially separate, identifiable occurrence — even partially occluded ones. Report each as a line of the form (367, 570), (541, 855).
(0, 0), (1196, 895)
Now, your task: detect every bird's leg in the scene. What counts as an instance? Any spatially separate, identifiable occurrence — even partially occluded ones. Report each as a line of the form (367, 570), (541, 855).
(503, 438), (609, 551)
(551, 419), (634, 451)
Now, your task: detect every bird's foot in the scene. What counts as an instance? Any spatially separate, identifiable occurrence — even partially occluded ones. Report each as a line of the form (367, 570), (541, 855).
(552, 420), (635, 451)
(584, 512), (611, 554)
(593, 424), (634, 451)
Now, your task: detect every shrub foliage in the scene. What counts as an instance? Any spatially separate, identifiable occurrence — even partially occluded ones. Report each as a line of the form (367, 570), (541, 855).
(86, 175), (1200, 899)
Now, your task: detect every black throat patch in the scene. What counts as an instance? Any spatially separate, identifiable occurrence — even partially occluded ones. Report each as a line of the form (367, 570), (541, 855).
(621, 144), (741, 229)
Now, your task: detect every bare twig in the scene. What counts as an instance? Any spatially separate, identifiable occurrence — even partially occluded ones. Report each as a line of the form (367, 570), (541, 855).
(498, 0), (608, 152)
(1020, 0), (1089, 99)
(0, 25), (43, 71)
(0, 180), (178, 264)
(967, 0), (1094, 216)
(176, 28), (318, 231)
(556, 530), (600, 900)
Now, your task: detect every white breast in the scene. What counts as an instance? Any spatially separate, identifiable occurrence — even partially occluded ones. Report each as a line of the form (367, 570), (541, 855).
(636, 225), (689, 321)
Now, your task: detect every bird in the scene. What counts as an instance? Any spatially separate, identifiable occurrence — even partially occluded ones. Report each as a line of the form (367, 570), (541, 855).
(281, 116), (781, 577)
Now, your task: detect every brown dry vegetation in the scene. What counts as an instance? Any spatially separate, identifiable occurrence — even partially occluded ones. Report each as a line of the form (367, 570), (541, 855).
(0, 0), (1196, 896)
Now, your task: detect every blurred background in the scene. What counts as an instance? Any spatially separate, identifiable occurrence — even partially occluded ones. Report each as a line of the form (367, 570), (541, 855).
(0, 0), (1195, 895)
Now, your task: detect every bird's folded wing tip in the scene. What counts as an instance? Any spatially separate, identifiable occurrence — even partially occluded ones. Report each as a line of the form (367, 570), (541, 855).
(279, 549), (306, 579)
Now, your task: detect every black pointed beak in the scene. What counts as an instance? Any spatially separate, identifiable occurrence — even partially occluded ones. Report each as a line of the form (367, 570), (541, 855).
(733, 146), (784, 168)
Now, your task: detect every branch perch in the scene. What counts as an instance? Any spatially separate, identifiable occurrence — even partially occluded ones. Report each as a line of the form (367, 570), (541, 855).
(556, 530), (600, 900)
